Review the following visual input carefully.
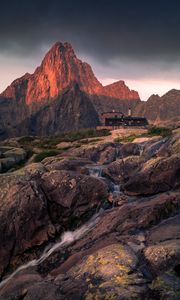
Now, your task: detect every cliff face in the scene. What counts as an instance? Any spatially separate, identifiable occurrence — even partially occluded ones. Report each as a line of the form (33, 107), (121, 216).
(1, 42), (139, 105)
(1, 42), (104, 105)
(134, 89), (180, 125)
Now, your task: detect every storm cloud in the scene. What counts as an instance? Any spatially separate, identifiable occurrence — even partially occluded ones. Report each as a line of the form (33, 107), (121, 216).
(1, 0), (180, 99)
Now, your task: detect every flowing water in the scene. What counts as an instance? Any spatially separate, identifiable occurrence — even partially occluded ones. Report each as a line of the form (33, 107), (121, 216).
(1, 152), (126, 290)
(88, 165), (103, 178)
(138, 143), (144, 156)
(112, 184), (121, 195)
(0, 212), (102, 290)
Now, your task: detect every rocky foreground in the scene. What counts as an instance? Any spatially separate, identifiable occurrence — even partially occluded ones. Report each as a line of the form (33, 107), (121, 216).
(0, 129), (180, 299)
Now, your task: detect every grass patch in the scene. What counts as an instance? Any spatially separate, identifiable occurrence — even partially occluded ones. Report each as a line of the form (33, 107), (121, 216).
(147, 126), (172, 137)
(18, 129), (110, 149)
(114, 126), (172, 143)
(55, 128), (110, 143)
(18, 136), (35, 145)
(33, 149), (61, 162)
(114, 135), (138, 143)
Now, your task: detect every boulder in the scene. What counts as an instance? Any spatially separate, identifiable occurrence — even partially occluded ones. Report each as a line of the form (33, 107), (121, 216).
(4, 147), (26, 162)
(119, 142), (141, 158)
(144, 240), (180, 273)
(0, 146), (27, 172)
(147, 214), (180, 245)
(142, 138), (168, 159)
(56, 142), (73, 150)
(123, 154), (180, 195)
(74, 142), (120, 164)
(43, 157), (92, 174)
(150, 270), (180, 299)
(40, 170), (109, 225)
(66, 244), (148, 299)
(102, 155), (144, 184)
(0, 180), (54, 277)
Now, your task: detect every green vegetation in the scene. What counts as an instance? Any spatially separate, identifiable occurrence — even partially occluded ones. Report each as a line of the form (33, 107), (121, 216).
(33, 149), (61, 162)
(147, 126), (172, 137)
(18, 136), (35, 145)
(55, 128), (110, 143)
(18, 129), (110, 149)
(114, 135), (138, 143)
(114, 126), (172, 143)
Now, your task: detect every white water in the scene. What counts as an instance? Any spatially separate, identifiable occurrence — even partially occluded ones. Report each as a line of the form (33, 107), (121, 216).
(88, 166), (103, 178)
(0, 212), (101, 290)
(112, 184), (121, 194)
(138, 143), (144, 156)
(112, 184), (121, 206)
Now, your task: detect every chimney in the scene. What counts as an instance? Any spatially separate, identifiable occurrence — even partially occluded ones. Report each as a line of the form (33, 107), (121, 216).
(128, 107), (132, 116)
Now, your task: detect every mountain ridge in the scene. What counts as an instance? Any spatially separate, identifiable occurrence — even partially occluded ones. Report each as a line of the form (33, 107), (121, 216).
(1, 42), (140, 105)
(0, 41), (180, 140)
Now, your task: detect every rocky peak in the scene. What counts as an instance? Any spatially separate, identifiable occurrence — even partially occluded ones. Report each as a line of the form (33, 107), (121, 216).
(147, 94), (161, 102)
(161, 89), (180, 100)
(1, 42), (140, 105)
(103, 80), (140, 100)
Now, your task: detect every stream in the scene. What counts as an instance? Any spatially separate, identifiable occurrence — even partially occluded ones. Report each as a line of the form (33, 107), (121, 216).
(0, 152), (138, 291)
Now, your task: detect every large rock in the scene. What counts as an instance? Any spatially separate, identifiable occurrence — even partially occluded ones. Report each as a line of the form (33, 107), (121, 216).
(40, 170), (109, 225)
(142, 137), (168, 159)
(119, 142), (141, 158)
(102, 155), (144, 184)
(123, 154), (180, 195)
(147, 214), (180, 245)
(43, 157), (93, 174)
(150, 270), (180, 299)
(144, 240), (180, 274)
(63, 142), (120, 164)
(0, 146), (27, 172)
(64, 244), (148, 299)
(0, 179), (54, 277)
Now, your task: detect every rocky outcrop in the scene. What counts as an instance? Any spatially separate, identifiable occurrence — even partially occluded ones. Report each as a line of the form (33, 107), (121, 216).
(104, 80), (140, 100)
(0, 131), (180, 299)
(1, 42), (140, 106)
(134, 89), (180, 125)
(0, 146), (27, 172)
(1, 43), (104, 104)
(123, 154), (180, 195)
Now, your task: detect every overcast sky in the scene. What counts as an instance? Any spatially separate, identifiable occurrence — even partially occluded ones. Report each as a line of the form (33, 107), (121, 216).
(1, 0), (180, 99)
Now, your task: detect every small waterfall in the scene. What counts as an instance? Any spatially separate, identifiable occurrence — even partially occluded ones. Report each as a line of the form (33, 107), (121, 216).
(0, 212), (101, 290)
(112, 184), (121, 195)
(108, 184), (122, 207)
(138, 143), (144, 156)
(88, 166), (103, 178)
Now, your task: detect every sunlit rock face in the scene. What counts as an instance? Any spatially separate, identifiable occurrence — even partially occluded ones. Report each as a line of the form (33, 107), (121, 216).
(1, 42), (139, 105)
(103, 80), (140, 100)
(1, 42), (104, 104)
(0, 41), (141, 139)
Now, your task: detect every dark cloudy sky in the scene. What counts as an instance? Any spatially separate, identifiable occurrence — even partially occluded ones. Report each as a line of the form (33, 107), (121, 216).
(1, 0), (180, 99)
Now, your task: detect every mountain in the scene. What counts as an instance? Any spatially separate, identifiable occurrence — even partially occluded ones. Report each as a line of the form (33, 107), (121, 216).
(1, 41), (180, 140)
(1, 42), (104, 104)
(1, 42), (140, 104)
(0, 42), (140, 139)
(134, 89), (180, 125)
(103, 80), (139, 100)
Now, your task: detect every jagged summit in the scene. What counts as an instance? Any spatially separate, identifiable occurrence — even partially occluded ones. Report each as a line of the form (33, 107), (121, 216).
(103, 80), (140, 100)
(1, 41), (140, 105)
